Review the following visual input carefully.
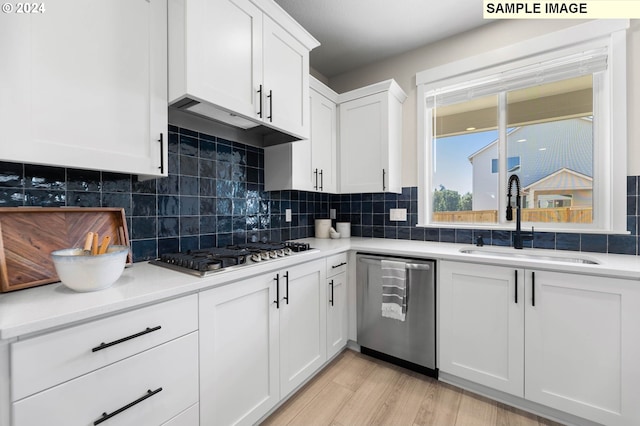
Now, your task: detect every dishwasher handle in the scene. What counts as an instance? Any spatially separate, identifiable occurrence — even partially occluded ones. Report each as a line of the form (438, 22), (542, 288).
(359, 257), (432, 271)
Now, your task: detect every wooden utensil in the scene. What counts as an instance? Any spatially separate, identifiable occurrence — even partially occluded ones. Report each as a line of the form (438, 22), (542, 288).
(98, 235), (111, 255)
(91, 232), (99, 256)
(83, 232), (94, 255)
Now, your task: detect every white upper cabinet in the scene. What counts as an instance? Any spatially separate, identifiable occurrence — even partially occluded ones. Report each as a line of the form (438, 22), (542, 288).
(0, 0), (168, 179)
(264, 77), (338, 192)
(309, 78), (338, 193)
(338, 79), (406, 193)
(169, 0), (319, 140)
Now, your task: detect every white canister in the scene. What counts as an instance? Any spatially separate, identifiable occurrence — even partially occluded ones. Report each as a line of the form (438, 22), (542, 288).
(336, 222), (351, 238)
(314, 219), (331, 238)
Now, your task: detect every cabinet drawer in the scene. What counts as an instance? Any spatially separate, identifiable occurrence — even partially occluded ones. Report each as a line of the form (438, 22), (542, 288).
(13, 332), (199, 426)
(11, 294), (198, 401)
(326, 253), (348, 277)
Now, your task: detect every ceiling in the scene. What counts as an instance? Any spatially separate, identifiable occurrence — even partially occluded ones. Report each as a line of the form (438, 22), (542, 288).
(274, 0), (490, 78)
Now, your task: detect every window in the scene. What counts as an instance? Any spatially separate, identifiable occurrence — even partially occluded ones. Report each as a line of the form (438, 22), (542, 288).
(416, 20), (629, 233)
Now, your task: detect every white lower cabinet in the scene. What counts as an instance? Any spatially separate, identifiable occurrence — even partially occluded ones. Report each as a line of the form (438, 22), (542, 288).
(326, 254), (348, 359)
(279, 261), (328, 396)
(199, 273), (280, 426)
(13, 333), (199, 426)
(199, 259), (327, 426)
(439, 262), (523, 396)
(439, 260), (640, 426)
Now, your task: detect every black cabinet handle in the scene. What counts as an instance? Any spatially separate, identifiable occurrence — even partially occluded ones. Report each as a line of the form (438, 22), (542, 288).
(94, 387), (163, 425)
(257, 85), (263, 118)
(514, 270), (518, 304)
(329, 280), (334, 306)
(274, 274), (280, 309)
(158, 134), (164, 174)
(331, 262), (347, 269)
(283, 271), (289, 304)
(314, 169), (318, 190)
(92, 326), (162, 353)
(382, 169), (386, 191)
(319, 169), (324, 191)
(532, 271), (536, 306)
(267, 90), (273, 122)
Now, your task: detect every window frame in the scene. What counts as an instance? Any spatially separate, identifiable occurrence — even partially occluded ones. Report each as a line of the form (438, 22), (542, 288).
(416, 20), (629, 233)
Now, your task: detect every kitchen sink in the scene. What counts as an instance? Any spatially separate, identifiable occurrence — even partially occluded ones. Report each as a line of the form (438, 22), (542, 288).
(459, 248), (599, 265)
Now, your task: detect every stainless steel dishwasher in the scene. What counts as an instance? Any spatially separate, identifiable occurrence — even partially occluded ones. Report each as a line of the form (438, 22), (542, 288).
(356, 253), (437, 377)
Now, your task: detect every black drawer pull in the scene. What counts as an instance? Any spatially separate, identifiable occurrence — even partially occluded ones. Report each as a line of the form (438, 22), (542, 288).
(331, 262), (347, 269)
(92, 326), (162, 353)
(274, 274), (280, 309)
(514, 270), (518, 304)
(329, 280), (334, 306)
(283, 271), (289, 304)
(94, 387), (163, 425)
(532, 271), (536, 307)
(158, 134), (164, 174)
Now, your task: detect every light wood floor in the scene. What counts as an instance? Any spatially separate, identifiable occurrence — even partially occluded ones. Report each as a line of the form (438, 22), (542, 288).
(262, 349), (565, 426)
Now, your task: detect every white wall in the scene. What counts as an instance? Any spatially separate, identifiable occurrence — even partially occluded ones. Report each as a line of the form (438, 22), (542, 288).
(327, 19), (640, 186)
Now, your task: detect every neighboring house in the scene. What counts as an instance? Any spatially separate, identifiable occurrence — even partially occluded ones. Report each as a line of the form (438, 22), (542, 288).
(468, 117), (593, 211)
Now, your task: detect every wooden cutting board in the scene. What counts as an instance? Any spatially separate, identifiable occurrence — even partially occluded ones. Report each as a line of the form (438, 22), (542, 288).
(0, 207), (131, 292)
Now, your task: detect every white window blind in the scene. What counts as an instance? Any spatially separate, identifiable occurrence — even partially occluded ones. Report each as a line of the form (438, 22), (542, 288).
(426, 48), (608, 108)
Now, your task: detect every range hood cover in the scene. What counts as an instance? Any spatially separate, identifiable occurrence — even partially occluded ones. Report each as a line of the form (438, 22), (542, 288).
(172, 97), (302, 145)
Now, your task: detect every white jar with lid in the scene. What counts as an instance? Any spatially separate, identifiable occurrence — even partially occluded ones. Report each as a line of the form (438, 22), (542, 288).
(336, 222), (351, 238)
(314, 219), (331, 238)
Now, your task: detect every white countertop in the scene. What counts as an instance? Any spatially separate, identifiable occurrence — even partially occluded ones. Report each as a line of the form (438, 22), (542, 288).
(2, 237), (639, 340)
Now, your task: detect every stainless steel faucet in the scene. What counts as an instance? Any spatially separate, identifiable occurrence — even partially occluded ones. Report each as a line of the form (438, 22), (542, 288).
(506, 174), (534, 249)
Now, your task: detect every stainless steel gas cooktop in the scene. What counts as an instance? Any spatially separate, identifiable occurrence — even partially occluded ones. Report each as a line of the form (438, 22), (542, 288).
(149, 241), (316, 277)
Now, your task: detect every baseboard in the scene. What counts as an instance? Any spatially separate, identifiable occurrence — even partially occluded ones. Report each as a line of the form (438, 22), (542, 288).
(438, 372), (601, 426)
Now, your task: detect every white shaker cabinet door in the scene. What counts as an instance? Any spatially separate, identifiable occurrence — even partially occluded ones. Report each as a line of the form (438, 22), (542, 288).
(310, 89), (337, 193)
(326, 271), (348, 359)
(279, 259), (327, 397)
(262, 15), (310, 139)
(339, 92), (389, 193)
(171, 0), (263, 119)
(199, 274), (280, 426)
(0, 0), (168, 178)
(524, 271), (640, 426)
(439, 261), (525, 397)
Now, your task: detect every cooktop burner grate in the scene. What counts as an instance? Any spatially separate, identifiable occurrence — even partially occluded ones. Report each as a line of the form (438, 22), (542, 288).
(149, 241), (315, 277)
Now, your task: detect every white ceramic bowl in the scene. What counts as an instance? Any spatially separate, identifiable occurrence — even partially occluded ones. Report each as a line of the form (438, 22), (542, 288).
(330, 232), (341, 239)
(51, 245), (129, 292)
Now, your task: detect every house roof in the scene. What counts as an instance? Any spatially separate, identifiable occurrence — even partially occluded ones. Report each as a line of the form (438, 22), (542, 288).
(468, 117), (592, 188)
(523, 167), (593, 191)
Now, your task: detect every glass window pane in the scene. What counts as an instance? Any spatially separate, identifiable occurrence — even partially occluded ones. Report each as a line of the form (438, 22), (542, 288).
(432, 95), (499, 224)
(506, 75), (593, 224)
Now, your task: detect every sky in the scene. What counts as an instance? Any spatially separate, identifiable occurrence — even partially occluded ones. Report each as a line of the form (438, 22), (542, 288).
(433, 130), (498, 195)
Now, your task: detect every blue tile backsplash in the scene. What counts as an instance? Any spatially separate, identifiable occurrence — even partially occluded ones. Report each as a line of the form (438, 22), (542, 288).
(1, 125), (638, 261)
(330, 179), (640, 256)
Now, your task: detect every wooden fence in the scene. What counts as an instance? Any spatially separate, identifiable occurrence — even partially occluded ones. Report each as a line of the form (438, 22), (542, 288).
(433, 207), (593, 224)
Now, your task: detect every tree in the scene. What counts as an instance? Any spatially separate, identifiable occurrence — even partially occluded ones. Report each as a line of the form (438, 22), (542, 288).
(433, 185), (473, 212)
(433, 185), (461, 212)
(460, 192), (473, 211)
